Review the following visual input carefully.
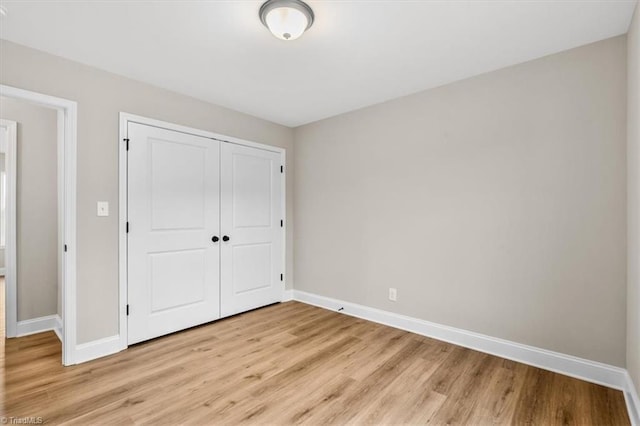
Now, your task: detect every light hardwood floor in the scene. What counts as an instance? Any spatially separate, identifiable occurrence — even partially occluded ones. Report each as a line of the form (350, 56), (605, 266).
(1, 300), (630, 425)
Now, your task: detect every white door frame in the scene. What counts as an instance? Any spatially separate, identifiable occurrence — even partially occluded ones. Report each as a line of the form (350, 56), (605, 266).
(0, 119), (17, 337)
(0, 85), (78, 366)
(118, 113), (286, 351)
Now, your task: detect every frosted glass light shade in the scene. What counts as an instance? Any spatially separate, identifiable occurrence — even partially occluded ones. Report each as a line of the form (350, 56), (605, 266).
(259, 0), (314, 41)
(265, 7), (307, 40)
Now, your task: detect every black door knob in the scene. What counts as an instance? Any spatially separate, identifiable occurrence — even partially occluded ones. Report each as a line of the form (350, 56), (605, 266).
(211, 236), (219, 243)
(222, 235), (230, 242)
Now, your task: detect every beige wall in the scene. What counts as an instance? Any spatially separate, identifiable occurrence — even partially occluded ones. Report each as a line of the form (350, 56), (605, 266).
(0, 97), (59, 321)
(0, 32), (631, 369)
(0, 40), (295, 344)
(628, 4), (640, 396)
(294, 36), (627, 366)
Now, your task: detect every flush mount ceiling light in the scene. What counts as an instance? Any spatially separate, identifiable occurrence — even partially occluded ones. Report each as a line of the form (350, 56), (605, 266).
(259, 0), (314, 41)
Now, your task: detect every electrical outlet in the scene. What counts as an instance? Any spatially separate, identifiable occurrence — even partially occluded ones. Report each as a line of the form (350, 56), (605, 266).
(389, 288), (397, 301)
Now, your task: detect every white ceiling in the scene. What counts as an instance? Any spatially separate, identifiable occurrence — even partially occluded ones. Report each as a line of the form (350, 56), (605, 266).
(0, 0), (637, 127)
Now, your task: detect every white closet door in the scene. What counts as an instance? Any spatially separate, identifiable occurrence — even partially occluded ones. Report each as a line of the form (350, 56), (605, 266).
(127, 123), (220, 345)
(220, 143), (283, 317)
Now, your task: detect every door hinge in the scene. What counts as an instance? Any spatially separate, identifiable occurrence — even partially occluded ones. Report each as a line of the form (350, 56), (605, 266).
(126, 222), (129, 233)
(280, 219), (283, 227)
(280, 273), (283, 281)
(126, 304), (129, 316)
(124, 138), (130, 151)
(280, 165), (283, 173)
(64, 244), (68, 252)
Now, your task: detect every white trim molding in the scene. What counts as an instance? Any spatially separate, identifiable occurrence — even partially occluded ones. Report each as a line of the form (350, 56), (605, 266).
(0, 119), (17, 338)
(282, 289), (294, 302)
(53, 315), (63, 343)
(293, 290), (628, 391)
(293, 290), (640, 422)
(625, 373), (640, 426)
(0, 268), (6, 276)
(16, 314), (62, 339)
(74, 335), (123, 365)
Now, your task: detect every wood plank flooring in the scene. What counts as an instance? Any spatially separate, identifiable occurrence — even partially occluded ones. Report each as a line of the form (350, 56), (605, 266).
(1, 300), (630, 425)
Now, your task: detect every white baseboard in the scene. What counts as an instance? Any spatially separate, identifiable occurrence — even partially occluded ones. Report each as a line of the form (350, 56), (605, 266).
(72, 288), (294, 364)
(53, 315), (63, 343)
(625, 372), (640, 426)
(16, 314), (61, 337)
(294, 290), (640, 422)
(57, 288), (640, 423)
(74, 335), (123, 365)
(293, 290), (628, 392)
(0, 267), (6, 276)
(282, 289), (294, 302)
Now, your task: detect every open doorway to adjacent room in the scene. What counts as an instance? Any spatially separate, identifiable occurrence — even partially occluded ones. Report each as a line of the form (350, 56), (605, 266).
(0, 86), (77, 365)
(0, 98), (61, 348)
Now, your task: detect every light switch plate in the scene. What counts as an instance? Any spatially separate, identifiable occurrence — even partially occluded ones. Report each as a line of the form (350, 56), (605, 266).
(389, 288), (397, 302)
(97, 201), (109, 217)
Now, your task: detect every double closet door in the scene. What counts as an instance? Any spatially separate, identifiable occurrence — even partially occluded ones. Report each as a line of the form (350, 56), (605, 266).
(127, 123), (283, 345)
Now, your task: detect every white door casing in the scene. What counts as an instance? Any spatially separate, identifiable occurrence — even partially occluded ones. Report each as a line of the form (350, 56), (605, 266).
(127, 123), (221, 344)
(0, 120), (17, 338)
(220, 142), (283, 317)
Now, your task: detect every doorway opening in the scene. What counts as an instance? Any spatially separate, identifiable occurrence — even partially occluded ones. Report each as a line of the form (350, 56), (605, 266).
(0, 85), (77, 365)
(0, 118), (16, 343)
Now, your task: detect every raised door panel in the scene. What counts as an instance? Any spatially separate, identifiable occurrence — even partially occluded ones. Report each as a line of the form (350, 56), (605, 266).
(127, 123), (220, 345)
(220, 143), (283, 317)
